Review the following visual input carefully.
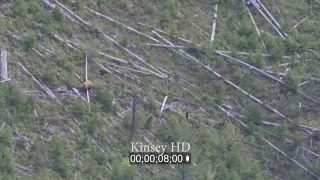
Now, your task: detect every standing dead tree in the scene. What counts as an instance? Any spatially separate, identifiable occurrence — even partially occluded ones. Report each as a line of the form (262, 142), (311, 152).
(131, 91), (137, 141)
(210, 5), (218, 42)
(0, 49), (9, 81)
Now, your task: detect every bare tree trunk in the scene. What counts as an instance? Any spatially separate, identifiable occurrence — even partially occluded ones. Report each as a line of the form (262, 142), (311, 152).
(0, 49), (8, 81)
(131, 92), (137, 141)
(210, 5), (218, 42)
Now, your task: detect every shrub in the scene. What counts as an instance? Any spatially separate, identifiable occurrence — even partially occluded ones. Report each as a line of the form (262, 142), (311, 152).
(52, 7), (64, 22)
(245, 103), (264, 124)
(23, 30), (37, 50)
(284, 71), (299, 92)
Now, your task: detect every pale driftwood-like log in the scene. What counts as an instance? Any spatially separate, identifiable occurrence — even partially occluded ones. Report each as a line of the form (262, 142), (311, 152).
(192, 23), (210, 37)
(72, 88), (86, 101)
(210, 5), (218, 42)
(95, 61), (112, 74)
(249, 1), (285, 39)
(152, 31), (294, 123)
(137, 22), (200, 46)
(147, 43), (188, 49)
(55, 0), (89, 25)
(32, 48), (44, 57)
(256, 0), (283, 31)
(42, 0), (56, 8)
(0, 49), (8, 81)
(216, 50), (290, 59)
(266, 59), (311, 69)
(39, 45), (53, 55)
(17, 62), (56, 98)
(98, 52), (128, 64)
(216, 52), (316, 102)
(220, 108), (320, 178)
(97, 29), (167, 78)
(14, 162), (36, 176)
(54, 2), (165, 78)
(260, 30), (278, 38)
(265, 70), (305, 78)
(160, 96), (168, 113)
(292, 17), (308, 29)
(261, 128), (320, 163)
(85, 7), (160, 43)
(247, 7), (267, 52)
(261, 121), (280, 126)
(53, 34), (77, 49)
(255, 133), (320, 179)
(4, 28), (22, 41)
(106, 63), (151, 75)
(0, 122), (5, 133)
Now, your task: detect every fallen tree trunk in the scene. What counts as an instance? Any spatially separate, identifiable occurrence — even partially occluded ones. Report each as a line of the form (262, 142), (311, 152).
(137, 22), (200, 46)
(292, 17), (308, 29)
(17, 62), (56, 98)
(247, 7), (267, 52)
(216, 52), (316, 102)
(85, 6), (160, 43)
(147, 43), (188, 49)
(152, 31), (292, 122)
(192, 23), (210, 37)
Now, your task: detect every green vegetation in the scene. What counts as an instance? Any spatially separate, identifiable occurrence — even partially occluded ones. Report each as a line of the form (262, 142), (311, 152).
(0, 0), (319, 179)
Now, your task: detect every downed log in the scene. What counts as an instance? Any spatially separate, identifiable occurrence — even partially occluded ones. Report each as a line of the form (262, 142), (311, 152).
(17, 62), (56, 98)
(292, 17), (308, 29)
(147, 43), (188, 49)
(0, 49), (8, 81)
(137, 22), (200, 46)
(152, 31), (294, 123)
(85, 6), (160, 43)
(210, 5), (218, 42)
(216, 52), (316, 102)
(55, 0), (89, 25)
(98, 52), (128, 64)
(192, 23), (210, 37)
(216, 50), (290, 59)
(248, 0), (285, 39)
(247, 7), (267, 52)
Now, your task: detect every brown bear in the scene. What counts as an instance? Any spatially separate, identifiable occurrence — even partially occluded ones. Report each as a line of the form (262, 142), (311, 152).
(81, 80), (93, 92)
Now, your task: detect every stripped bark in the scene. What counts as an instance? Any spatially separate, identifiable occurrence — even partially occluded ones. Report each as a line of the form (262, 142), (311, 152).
(0, 49), (8, 81)
(17, 62), (56, 98)
(210, 5), (218, 42)
(216, 52), (316, 102)
(85, 6), (160, 42)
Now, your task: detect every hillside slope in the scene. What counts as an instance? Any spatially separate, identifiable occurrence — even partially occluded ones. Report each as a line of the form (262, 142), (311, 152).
(0, 0), (320, 179)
